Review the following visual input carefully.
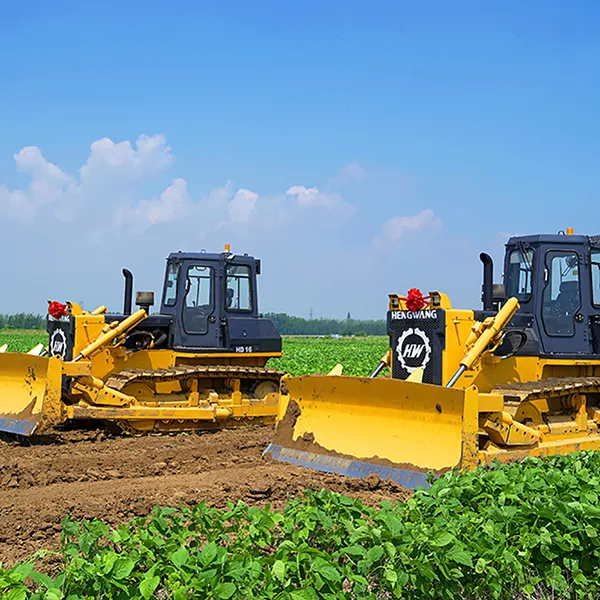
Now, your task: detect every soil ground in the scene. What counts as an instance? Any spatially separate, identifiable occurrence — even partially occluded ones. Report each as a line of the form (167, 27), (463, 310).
(0, 423), (411, 568)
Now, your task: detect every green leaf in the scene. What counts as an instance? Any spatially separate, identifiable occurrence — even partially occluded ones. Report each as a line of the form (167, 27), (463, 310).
(385, 568), (398, 584)
(383, 541), (397, 558)
(340, 545), (365, 558)
(278, 540), (296, 553)
(170, 546), (189, 568)
(272, 560), (286, 581)
(6, 590), (26, 600)
(13, 564), (34, 581)
(29, 571), (54, 589)
(447, 546), (473, 567)
(200, 541), (218, 567)
(585, 525), (597, 538)
(522, 584), (535, 596)
(291, 591), (314, 600)
(101, 552), (118, 575)
(139, 575), (160, 599)
(112, 557), (135, 580)
(44, 591), (62, 600)
(475, 558), (487, 574)
(366, 546), (384, 563)
(541, 544), (558, 561)
(314, 563), (340, 582)
(215, 582), (236, 599)
(432, 531), (454, 547)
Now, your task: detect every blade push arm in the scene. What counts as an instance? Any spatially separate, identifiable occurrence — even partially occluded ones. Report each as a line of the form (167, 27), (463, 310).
(446, 297), (520, 388)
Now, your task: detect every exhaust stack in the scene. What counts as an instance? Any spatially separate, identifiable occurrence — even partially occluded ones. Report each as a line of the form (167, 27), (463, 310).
(479, 253), (494, 312)
(122, 268), (133, 315)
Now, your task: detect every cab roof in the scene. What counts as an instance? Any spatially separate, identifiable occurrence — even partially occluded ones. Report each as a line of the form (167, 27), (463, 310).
(166, 251), (257, 262)
(506, 234), (600, 246)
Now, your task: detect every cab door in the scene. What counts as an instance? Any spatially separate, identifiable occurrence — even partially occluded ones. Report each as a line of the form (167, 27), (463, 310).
(539, 248), (590, 354)
(178, 263), (220, 348)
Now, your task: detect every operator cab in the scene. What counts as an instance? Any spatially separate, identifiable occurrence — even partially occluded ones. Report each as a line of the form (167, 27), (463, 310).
(481, 229), (600, 357)
(101, 245), (281, 355)
(159, 247), (280, 353)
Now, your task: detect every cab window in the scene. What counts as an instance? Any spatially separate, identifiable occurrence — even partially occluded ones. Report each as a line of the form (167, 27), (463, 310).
(542, 251), (580, 336)
(163, 262), (180, 307)
(505, 248), (534, 301)
(592, 250), (600, 306)
(226, 264), (252, 311)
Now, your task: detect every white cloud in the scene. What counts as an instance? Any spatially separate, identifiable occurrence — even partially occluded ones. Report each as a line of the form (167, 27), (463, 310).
(285, 185), (355, 220)
(373, 208), (441, 249)
(212, 186), (260, 230)
(0, 146), (77, 221)
(228, 188), (258, 223)
(79, 134), (173, 181)
(114, 178), (192, 231)
(0, 134), (175, 223)
(329, 162), (366, 186)
(0, 133), (360, 237)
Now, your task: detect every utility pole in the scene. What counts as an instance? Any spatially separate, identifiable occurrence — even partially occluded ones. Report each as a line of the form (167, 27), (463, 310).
(309, 308), (313, 320)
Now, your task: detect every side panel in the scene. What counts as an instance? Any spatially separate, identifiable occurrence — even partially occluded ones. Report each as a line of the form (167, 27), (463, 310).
(387, 309), (445, 385)
(225, 318), (282, 354)
(47, 315), (75, 361)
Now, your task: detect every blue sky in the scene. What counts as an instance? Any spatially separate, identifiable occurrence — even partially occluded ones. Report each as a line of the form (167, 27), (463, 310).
(1, 1), (599, 318)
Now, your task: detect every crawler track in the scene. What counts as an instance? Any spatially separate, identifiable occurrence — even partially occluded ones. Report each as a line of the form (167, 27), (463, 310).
(494, 376), (600, 401)
(105, 364), (286, 391)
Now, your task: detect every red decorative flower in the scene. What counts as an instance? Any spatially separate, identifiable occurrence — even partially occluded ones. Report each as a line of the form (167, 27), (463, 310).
(48, 301), (67, 319)
(405, 288), (429, 312)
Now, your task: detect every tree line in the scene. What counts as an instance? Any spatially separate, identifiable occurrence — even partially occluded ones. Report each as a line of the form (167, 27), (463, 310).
(0, 312), (387, 336)
(0, 313), (45, 330)
(264, 313), (386, 336)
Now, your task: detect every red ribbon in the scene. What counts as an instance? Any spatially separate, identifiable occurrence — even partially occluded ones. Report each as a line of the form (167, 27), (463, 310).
(401, 288), (430, 312)
(48, 301), (67, 319)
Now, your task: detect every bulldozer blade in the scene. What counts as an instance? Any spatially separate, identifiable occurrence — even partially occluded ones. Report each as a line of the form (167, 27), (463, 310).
(264, 375), (478, 490)
(0, 354), (64, 436)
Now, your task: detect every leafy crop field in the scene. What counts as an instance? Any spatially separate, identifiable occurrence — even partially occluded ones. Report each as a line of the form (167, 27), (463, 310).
(0, 331), (389, 376)
(0, 330), (46, 353)
(4, 452), (600, 599)
(270, 336), (388, 377)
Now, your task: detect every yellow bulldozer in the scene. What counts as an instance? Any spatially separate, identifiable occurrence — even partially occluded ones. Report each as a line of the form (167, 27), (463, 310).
(265, 229), (600, 488)
(0, 245), (285, 436)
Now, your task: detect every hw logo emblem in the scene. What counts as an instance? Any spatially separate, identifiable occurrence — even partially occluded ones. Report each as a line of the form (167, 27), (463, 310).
(50, 329), (68, 359)
(396, 327), (432, 373)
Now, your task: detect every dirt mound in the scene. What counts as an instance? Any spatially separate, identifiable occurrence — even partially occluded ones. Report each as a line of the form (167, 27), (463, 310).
(0, 425), (411, 567)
